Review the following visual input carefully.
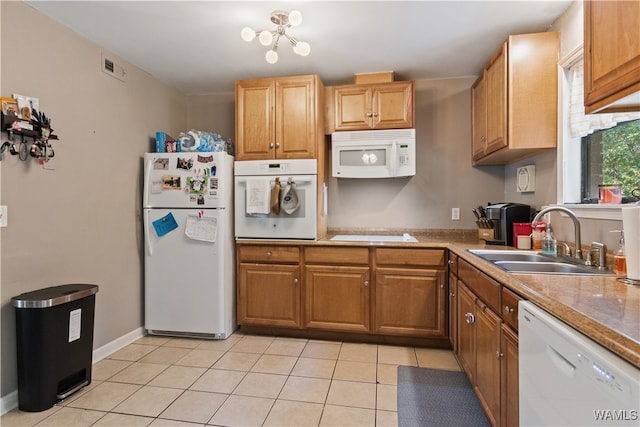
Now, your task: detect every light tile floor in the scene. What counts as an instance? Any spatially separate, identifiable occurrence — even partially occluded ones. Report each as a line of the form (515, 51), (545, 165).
(2, 331), (461, 427)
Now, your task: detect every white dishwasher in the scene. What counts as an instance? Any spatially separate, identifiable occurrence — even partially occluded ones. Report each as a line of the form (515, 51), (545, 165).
(519, 301), (639, 426)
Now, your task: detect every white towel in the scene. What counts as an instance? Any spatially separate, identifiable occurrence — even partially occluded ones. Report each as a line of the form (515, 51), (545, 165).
(622, 206), (640, 280)
(246, 178), (271, 214)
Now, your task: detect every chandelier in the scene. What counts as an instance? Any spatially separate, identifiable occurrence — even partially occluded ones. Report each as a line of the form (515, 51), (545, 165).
(241, 10), (311, 64)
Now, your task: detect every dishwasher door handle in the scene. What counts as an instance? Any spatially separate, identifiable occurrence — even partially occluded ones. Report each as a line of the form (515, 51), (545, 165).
(546, 344), (576, 377)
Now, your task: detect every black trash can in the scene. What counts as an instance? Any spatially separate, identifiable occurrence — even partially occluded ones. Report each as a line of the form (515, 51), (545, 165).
(11, 284), (99, 412)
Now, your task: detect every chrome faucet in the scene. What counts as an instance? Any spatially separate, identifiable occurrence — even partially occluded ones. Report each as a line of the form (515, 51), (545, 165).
(532, 206), (582, 260)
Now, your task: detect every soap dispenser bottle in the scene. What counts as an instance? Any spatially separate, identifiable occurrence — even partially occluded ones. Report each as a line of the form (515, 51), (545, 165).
(612, 230), (627, 275)
(541, 224), (557, 256)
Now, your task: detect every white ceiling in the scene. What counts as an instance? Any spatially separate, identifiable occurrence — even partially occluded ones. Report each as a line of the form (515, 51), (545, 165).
(25, 1), (573, 94)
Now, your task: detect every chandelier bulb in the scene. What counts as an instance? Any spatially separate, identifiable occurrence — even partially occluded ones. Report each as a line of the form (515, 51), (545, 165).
(294, 41), (311, 57)
(265, 49), (278, 64)
(259, 30), (273, 46)
(288, 10), (303, 26)
(241, 27), (255, 42)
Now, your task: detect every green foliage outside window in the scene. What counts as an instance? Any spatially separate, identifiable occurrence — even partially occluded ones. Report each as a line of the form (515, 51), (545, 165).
(583, 119), (640, 200)
(601, 119), (640, 196)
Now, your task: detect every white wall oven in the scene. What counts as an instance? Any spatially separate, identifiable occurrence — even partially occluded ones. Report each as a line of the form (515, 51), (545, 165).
(234, 159), (319, 240)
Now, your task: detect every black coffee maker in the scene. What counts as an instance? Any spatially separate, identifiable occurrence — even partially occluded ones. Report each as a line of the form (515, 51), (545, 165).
(484, 203), (532, 246)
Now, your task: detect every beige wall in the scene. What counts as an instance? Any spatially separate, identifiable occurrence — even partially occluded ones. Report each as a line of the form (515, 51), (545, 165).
(1, 1), (186, 398)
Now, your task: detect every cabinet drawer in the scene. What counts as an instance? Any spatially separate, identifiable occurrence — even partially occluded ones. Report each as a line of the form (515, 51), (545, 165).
(458, 259), (500, 313)
(238, 245), (300, 263)
(375, 248), (445, 267)
(501, 287), (522, 331)
(305, 247), (369, 265)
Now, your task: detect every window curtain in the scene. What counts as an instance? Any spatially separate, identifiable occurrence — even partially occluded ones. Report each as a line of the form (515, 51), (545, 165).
(568, 59), (640, 138)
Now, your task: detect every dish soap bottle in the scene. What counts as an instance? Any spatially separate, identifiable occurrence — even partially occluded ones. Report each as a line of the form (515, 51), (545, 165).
(612, 230), (627, 275)
(541, 224), (557, 256)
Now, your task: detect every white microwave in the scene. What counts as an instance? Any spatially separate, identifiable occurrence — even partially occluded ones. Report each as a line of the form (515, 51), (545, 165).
(331, 129), (416, 178)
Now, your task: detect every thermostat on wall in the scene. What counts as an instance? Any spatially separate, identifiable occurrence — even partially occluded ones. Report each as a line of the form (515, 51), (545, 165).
(517, 165), (536, 192)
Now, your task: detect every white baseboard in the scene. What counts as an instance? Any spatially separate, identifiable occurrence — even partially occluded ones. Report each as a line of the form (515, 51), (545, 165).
(92, 327), (146, 363)
(1, 327), (146, 415)
(1, 391), (18, 416)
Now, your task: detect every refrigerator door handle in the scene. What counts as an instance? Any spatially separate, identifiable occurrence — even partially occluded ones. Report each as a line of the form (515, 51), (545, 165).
(144, 210), (153, 256)
(143, 158), (153, 207)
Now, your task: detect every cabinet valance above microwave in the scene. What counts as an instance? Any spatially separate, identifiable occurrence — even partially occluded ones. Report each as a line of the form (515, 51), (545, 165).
(331, 129), (416, 178)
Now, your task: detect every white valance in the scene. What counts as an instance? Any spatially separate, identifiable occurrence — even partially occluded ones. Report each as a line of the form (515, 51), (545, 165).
(568, 59), (640, 138)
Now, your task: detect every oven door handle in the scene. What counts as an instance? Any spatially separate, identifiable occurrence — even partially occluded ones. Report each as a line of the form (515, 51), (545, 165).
(236, 178), (313, 185)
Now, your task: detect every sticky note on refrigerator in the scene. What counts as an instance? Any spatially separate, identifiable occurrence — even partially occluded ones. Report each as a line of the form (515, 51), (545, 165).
(152, 213), (178, 237)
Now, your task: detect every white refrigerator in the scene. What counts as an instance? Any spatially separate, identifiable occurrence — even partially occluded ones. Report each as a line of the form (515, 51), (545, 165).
(143, 152), (235, 339)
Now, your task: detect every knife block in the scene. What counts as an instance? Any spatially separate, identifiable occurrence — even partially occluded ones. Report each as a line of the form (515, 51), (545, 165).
(478, 228), (495, 241)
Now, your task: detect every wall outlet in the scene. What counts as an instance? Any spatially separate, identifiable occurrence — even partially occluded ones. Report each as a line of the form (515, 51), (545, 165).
(452, 207), (460, 221)
(1, 205), (7, 227)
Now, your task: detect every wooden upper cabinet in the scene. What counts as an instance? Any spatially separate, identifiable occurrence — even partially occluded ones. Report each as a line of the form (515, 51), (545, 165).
(484, 45), (507, 156)
(584, 0), (640, 113)
(327, 81), (414, 132)
(235, 74), (324, 160)
(471, 76), (487, 161)
(471, 32), (559, 165)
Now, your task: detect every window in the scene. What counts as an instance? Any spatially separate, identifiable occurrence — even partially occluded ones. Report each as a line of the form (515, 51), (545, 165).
(561, 57), (640, 211)
(581, 119), (640, 202)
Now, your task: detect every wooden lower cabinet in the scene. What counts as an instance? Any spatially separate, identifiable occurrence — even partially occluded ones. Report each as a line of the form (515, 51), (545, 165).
(474, 298), (502, 427)
(455, 258), (523, 427)
(457, 281), (476, 383)
(500, 324), (519, 427)
(375, 268), (446, 337)
(238, 263), (301, 328)
(304, 265), (370, 332)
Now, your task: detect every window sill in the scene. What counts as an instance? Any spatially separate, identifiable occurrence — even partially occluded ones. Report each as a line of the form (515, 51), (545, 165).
(560, 204), (629, 221)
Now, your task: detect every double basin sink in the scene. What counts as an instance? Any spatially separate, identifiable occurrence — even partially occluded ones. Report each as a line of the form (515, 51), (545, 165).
(469, 249), (616, 276)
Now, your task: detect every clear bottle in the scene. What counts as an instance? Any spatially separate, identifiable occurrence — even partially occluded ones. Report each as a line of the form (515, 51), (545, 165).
(612, 230), (627, 275)
(541, 224), (557, 256)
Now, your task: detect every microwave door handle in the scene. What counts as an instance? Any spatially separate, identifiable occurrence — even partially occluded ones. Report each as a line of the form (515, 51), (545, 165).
(390, 142), (398, 176)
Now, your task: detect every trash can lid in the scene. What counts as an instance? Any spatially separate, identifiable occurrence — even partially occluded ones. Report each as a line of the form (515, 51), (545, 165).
(11, 284), (99, 308)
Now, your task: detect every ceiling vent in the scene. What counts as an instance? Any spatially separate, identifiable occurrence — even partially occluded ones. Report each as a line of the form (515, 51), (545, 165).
(101, 53), (126, 82)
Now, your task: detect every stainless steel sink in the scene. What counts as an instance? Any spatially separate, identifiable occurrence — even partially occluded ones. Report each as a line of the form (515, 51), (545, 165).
(469, 250), (556, 263)
(468, 249), (616, 276)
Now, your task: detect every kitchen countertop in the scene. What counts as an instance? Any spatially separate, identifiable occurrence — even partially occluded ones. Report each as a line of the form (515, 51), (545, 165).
(236, 230), (640, 368)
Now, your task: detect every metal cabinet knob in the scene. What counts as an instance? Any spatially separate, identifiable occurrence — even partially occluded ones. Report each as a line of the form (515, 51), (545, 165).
(465, 312), (475, 324)
(504, 306), (514, 315)
(496, 351), (504, 359)
(293, 278), (298, 284)
(266, 251), (272, 258)
(366, 112), (373, 117)
(364, 280), (369, 287)
(269, 143), (274, 148)
(450, 292), (456, 297)
(372, 112), (378, 117)
(448, 260), (454, 265)
(275, 142), (280, 148)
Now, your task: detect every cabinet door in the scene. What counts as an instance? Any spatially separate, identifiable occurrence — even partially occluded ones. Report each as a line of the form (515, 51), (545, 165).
(238, 263), (301, 328)
(584, 0), (640, 113)
(372, 82), (414, 129)
(456, 281), (476, 382)
(275, 76), (317, 159)
(474, 300), (502, 427)
(448, 272), (458, 352)
(235, 79), (275, 160)
(500, 324), (519, 427)
(471, 75), (487, 161)
(333, 86), (372, 130)
(485, 43), (507, 155)
(305, 265), (370, 333)
(375, 268), (446, 337)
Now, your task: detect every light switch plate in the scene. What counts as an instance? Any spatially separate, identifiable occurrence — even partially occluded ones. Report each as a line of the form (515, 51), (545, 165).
(517, 165), (536, 192)
(0, 205), (7, 227)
